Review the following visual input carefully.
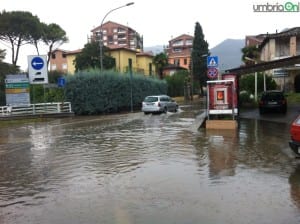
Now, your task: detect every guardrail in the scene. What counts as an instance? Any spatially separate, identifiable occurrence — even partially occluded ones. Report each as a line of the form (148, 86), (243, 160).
(0, 102), (72, 116)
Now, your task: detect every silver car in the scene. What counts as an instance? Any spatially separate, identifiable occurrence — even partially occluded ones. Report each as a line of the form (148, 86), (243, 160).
(142, 95), (178, 114)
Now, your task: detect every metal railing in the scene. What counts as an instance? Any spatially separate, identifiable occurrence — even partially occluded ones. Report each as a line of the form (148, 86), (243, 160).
(0, 102), (72, 116)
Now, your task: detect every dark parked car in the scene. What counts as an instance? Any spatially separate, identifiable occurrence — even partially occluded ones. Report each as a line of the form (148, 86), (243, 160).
(259, 90), (287, 114)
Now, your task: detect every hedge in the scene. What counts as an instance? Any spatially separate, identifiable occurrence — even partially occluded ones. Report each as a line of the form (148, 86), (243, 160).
(65, 70), (167, 115)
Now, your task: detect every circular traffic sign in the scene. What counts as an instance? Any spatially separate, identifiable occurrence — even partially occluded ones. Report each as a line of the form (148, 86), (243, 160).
(207, 67), (218, 79)
(31, 57), (44, 70)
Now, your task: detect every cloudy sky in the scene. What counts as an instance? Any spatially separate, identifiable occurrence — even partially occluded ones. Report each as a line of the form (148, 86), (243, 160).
(1, 0), (300, 69)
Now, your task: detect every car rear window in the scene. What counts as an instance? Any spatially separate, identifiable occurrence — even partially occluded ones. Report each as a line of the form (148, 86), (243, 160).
(144, 97), (158, 102)
(263, 92), (284, 100)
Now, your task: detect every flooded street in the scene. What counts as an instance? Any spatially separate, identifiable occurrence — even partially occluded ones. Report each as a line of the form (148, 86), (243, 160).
(1, 103), (300, 224)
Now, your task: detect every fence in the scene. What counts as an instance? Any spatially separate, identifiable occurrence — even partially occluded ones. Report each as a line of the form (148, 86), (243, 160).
(0, 102), (72, 117)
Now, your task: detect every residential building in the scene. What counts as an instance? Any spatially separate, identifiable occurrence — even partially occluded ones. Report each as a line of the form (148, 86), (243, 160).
(91, 21), (143, 52)
(246, 28), (300, 91)
(50, 47), (154, 76)
(165, 34), (193, 70)
(50, 49), (81, 74)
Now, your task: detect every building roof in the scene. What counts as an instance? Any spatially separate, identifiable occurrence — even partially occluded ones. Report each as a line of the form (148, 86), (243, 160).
(91, 20), (135, 32)
(225, 55), (300, 75)
(108, 46), (138, 53)
(136, 52), (154, 58)
(52, 48), (82, 55)
(169, 34), (193, 42)
(259, 27), (300, 49)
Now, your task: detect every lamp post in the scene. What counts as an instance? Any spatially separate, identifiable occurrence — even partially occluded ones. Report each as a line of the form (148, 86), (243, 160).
(99, 2), (134, 72)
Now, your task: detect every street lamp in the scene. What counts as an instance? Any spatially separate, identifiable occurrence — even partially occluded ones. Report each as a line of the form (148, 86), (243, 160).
(99, 2), (134, 72)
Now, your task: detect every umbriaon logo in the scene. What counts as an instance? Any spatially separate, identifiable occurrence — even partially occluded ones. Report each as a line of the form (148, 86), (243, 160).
(253, 1), (300, 12)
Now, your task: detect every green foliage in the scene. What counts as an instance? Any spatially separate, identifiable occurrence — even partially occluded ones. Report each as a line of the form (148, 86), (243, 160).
(0, 10), (68, 67)
(30, 71), (66, 103)
(74, 41), (115, 71)
(42, 23), (68, 65)
(239, 73), (277, 94)
(153, 52), (168, 79)
(241, 46), (260, 64)
(0, 48), (20, 105)
(192, 22), (209, 95)
(64, 70), (167, 115)
(165, 70), (189, 97)
(0, 10), (41, 65)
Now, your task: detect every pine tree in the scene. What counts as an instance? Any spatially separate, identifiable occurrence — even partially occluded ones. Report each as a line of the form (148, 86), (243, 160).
(191, 22), (209, 96)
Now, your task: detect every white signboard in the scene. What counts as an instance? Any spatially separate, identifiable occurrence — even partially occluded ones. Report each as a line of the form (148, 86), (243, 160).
(28, 55), (48, 84)
(5, 74), (30, 105)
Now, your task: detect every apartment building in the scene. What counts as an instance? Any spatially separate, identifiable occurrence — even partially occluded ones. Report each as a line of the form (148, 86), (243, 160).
(91, 21), (143, 52)
(246, 28), (300, 91)
(165, 34), (193, 70)
(50, 49), (82, 74)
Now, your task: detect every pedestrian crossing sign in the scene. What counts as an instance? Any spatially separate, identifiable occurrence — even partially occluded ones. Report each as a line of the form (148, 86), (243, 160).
(207, 56), (218, 68)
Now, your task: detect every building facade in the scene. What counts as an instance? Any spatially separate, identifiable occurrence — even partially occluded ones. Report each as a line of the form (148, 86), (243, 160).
(91, 21), (143, 52)
(50, 49), (81, 74)
(165, 34), (193, 70)
(246, 28), (300, 91)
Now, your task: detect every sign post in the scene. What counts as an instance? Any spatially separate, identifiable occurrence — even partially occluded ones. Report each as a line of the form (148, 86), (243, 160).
(28, 55), (48, 84)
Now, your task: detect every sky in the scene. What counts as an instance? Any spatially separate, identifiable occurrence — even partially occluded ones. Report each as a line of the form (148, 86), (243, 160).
(1, 0), (300, 70)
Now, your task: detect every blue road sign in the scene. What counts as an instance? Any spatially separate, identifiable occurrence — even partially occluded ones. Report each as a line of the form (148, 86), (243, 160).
(31, 57), (44, 70)
(57, 77), (66, 87)
(207, 56), (218, 68)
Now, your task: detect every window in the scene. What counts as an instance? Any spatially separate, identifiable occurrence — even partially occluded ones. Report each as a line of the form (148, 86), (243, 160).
(51, 53), (56, 59)
(186, 39), (193, 45)
(51, 64), (57, 70)
(62, 63), (67, 70)
(184, 58), (187, 65)
(173, 48), (182, 53)
(62, 53), (66, 58)
(173, 40), (183, 46)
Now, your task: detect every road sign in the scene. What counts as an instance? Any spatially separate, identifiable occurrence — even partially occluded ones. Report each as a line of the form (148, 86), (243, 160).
(28, 55), (48, 84)
(207, 56), (218, 68)
(57, 77), (66, 87)
(207, 67), (218, 79)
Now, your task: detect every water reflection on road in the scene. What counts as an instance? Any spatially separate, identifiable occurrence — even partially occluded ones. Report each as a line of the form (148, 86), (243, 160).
(0, 105), (300, 224)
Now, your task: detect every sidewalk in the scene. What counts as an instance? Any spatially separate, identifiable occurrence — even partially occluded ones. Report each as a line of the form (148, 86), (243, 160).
(239, 105), (300, 124)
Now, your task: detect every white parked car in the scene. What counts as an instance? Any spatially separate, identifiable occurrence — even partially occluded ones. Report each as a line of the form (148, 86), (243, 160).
(141, 95), (178, 114)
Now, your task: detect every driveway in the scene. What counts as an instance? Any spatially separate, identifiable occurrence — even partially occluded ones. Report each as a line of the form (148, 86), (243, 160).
(239, 105), (300, 124)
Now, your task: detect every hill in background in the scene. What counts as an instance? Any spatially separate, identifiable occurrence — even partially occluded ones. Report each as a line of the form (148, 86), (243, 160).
(144, 38), (245, 71)
(210, 39), (245, 71)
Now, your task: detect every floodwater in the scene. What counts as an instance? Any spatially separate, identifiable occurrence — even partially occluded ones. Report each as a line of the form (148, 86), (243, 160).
(0, 104), (300, 224)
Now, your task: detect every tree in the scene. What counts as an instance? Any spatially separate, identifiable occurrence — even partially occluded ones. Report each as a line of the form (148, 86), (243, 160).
(42, 23), (68, 66)
(0, 10), (41, 66)
(241, 45), (260, 65)
(74, 41), (115, 72)
(191, 22), (209, 96)
(153, 52), (168, 79)
(0, 48), (19, 105)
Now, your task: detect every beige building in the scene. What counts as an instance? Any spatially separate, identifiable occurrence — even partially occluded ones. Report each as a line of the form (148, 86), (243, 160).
(50, 21), (155, 76)
(246, 28), (300, 91)
(50, 47), (155, 76)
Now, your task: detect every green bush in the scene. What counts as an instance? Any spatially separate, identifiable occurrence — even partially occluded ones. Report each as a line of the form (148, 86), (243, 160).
(165, 70), (189, 97)
(65, 70), (167, 115)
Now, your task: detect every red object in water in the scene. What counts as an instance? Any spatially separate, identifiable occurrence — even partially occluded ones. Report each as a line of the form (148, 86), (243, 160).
(289, 115), (300, 156)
